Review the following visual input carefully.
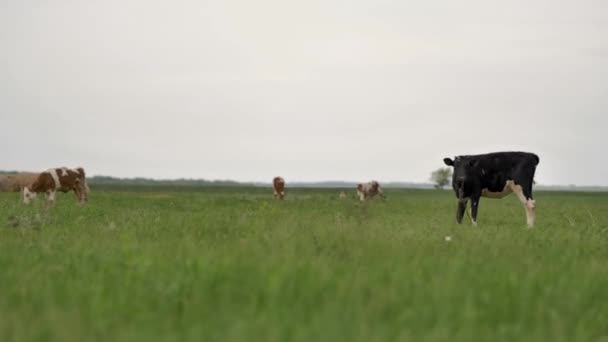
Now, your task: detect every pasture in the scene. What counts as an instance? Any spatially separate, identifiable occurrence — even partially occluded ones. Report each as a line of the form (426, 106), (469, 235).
(1, 186), (607, 341)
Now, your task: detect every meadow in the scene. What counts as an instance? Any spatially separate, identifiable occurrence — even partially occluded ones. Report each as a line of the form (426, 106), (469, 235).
(1, 186), (607, 342)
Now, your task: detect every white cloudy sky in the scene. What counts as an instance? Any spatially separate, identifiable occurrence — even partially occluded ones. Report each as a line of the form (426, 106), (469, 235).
(1, 0), (607, 185)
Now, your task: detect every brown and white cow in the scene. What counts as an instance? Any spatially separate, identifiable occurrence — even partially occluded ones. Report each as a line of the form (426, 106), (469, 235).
(357, 180), (386, 202)
(273, 176), (285, 200)
(23, 167), (89, 207)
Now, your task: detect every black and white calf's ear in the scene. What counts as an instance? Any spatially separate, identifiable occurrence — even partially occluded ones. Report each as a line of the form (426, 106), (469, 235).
(443, 158), (454, 166)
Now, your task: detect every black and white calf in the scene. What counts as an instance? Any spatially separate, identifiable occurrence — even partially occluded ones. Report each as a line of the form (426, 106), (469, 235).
(443, 152), (539, 227)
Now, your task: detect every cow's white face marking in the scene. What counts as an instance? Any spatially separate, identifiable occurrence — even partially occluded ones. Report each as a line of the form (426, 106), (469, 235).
(23, 187), (36, 204)
(47, 169), (61, 190)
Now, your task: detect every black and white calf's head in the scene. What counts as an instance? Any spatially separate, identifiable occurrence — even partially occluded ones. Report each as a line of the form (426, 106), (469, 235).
(443, 156), (480, 200)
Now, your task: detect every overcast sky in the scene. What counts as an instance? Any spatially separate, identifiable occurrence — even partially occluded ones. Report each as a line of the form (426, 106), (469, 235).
(1, 0), (607, 185)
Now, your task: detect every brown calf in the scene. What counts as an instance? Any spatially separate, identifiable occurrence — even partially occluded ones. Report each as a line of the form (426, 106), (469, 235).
(273, 176), (286, 200)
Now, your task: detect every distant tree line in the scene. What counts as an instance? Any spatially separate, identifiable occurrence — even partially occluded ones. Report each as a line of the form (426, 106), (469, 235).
(88, 176), (247, 187)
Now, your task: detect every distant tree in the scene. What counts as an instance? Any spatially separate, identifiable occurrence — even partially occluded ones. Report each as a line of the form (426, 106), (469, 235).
(430, 167), (452, 189)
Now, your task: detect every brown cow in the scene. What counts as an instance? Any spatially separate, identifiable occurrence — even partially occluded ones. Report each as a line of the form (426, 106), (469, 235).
(273, 176), (285, 200)
(356, 180), (386, 202)
(23, 167), (89, 207)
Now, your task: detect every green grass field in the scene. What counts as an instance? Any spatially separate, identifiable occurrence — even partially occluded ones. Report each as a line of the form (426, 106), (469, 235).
(1, 186), (607, 342)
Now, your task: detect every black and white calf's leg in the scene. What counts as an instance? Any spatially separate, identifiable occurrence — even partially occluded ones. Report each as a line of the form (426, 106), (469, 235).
(470, 195), (481, 226)
(509, 181), (536, 227)
(456, 196), (480, 226)
(522, 186), (536, 228)
(456, 199), (468, 224)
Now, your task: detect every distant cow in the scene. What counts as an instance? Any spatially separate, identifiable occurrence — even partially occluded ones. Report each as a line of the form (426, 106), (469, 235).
(0, 172), (39, 192)
(357, 181), (385, 202)
(23, 167), (89, 207)
(339, 191), (347, 199)
(0, 175), (10, 192)
(443, 152), (539, 227)
(273, 176), (285, 200)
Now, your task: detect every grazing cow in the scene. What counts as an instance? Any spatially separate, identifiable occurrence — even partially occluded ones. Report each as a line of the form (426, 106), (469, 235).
(23, 167), (89, 207)
(357, 181), (386, 202)
(443, 152), (539, 227)
(273, 176), (285, 200)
